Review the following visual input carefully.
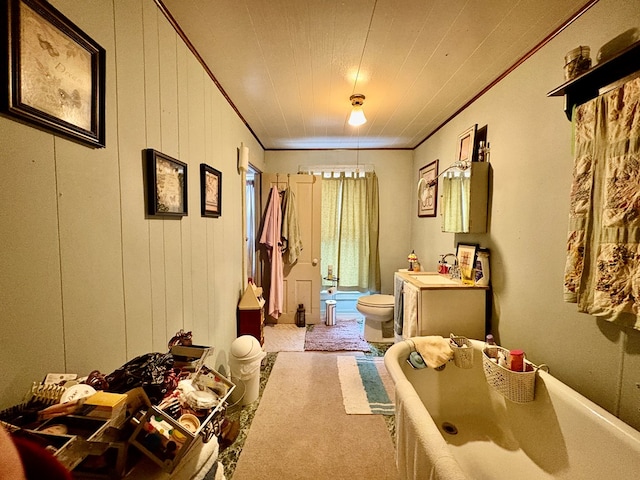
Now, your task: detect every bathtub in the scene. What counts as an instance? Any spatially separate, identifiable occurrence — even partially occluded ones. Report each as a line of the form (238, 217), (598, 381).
(384, 339), (640, 480)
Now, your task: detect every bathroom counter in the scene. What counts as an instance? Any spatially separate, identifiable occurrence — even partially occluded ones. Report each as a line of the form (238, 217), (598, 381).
(396, 271), (489, 290)
(395, 271), (488, 340)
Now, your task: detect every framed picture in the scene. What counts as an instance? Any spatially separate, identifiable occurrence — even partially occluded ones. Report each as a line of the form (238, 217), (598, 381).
(456, 124), (477, 164)
(145, 149), (188, 217)
(200, 164), (222, 217)
(456, 243), (478, 284)
(1, 0), (106, 147)
(418, 160), (438, 217)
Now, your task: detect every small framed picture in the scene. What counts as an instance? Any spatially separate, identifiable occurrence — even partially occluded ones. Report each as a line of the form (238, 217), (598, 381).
(200, 164), (222, 217)
(145, 149), (188, 217)
(456, 124), (477, 164)
(418, 160), (438, 217)
(456, 243), (478, 284)
(2, 0), (106, 147)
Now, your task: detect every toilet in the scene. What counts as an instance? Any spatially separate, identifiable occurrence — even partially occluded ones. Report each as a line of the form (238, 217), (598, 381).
(356, 294), (395, 343)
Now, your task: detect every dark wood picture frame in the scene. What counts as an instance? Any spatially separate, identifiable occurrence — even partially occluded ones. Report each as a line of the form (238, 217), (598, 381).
(418, 159), (438, 217)
(456, 124), (477, 164)
(456, 242), (478, 283)
(145, 149), (188, 217)
(1, 0), (106, 147)
(200, 163), (222, 217)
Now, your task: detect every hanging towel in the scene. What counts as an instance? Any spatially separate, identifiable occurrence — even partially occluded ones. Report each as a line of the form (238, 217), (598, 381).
(281, 187), (303, 264)
(259, 186), (284, 318)
(403, 282), (419, 339)
(394, 274), (405, 338)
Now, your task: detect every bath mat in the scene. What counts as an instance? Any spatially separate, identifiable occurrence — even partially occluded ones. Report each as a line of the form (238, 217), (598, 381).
(336, 355), (395, 415)
(304, 317), (371, 352)
(262, 324), (306, 352)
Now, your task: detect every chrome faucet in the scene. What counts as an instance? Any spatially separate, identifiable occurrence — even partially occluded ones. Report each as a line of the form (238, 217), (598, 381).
(440, 253), (460, 279)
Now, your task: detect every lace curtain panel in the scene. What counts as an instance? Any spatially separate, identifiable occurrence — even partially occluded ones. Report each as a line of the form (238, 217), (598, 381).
(564, 76), (640, 329)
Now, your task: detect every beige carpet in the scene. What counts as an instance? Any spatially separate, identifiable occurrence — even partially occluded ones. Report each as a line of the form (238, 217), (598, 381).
(263, 324), (306, 352)
(232, 352), (399, 480)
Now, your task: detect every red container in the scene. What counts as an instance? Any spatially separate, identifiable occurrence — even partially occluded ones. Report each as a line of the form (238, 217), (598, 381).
(509, 349), (525, 372)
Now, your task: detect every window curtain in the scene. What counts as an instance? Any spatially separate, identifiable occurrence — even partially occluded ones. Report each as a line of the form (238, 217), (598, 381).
(441, 172), (471, 232)
(321, 172), (381, 293)
(246, 177), (256, 280)
(563, 76), (640, 330)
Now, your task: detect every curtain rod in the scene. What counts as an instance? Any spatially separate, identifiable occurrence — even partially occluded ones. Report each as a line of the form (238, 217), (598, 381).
(298, 164), (375, 174)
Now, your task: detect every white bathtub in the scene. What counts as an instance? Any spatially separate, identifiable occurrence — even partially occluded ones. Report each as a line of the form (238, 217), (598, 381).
(384, 339), (640, 480)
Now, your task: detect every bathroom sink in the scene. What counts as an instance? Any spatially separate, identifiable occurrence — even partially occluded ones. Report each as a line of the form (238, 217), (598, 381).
(410, 274), (459, 286)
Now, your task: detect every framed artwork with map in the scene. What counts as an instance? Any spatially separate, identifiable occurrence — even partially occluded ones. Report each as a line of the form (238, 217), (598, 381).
(1, 0), (106, 147)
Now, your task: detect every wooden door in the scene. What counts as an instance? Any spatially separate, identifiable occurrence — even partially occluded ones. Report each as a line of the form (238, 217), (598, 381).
(260, 173), (321, 324)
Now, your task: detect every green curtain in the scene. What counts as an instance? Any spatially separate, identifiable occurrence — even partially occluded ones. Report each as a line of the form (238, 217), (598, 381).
(441, 172), (471, 232)
(564, 76), (640, 330)
(321, 172), (381, 292)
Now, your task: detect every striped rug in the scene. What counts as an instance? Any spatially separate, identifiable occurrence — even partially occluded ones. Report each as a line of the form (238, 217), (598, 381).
(336, 355), (395, 415)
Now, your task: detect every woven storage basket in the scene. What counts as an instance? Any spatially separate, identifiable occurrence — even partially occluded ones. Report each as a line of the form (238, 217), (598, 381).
(482, 346), (546, 403)
(450, 334), (474, 369)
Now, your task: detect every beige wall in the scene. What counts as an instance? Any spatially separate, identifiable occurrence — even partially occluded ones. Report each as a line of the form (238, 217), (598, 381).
(412, 0), (640, 429)
(1, 0), (639, 433)
(0, 0), (263, 409)
(265, 149), (413, 295)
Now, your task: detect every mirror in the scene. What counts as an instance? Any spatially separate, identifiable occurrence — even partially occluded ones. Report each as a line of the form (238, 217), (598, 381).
(441, 163), (489, 233)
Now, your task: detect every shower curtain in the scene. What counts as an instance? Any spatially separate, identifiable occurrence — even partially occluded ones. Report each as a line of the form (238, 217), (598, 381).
(563, 76), (640, 330)
(321, 172), (381, 293)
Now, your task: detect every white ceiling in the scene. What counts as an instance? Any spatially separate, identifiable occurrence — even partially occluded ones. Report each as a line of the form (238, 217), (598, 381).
(159, 0), (594, 150)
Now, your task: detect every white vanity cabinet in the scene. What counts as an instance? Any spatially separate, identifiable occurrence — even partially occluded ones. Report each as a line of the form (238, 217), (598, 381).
(395, 271), (487, 340)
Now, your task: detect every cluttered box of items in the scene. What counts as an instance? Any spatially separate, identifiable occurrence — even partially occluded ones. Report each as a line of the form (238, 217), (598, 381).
(0, 330), (235, 479)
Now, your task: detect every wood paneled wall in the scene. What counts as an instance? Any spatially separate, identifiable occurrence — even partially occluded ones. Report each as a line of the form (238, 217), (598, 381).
(0, 0), (262, 409)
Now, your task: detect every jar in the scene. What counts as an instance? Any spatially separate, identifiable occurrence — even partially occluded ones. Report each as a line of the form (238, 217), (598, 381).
(509, 349), (525, 372)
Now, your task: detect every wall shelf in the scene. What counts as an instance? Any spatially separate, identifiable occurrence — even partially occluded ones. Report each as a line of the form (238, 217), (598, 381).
(547, 40), (640, 120)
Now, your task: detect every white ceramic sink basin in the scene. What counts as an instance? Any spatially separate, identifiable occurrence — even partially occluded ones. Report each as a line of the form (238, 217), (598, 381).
(410, 274), (459, 286)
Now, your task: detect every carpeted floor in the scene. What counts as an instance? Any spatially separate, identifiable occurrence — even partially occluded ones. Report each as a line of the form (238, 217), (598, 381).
(262, 324), (306, 352)
(231, 352), (399, 479)
(215, 338), (395, 479)
(264, 315), (372, 353)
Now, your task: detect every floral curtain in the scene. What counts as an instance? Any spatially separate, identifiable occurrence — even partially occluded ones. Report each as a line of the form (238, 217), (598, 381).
(564, 76), (640, 329)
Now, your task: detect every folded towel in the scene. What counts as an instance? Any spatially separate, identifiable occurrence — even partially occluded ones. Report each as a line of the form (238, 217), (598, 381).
(408, 336), (453, 369)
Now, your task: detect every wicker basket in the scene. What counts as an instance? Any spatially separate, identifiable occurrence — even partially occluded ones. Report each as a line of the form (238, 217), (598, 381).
(450, 335), (474, 369)
(482, 346), (546, 403)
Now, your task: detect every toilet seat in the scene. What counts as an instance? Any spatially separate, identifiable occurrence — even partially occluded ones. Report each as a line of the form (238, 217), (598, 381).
(357, 294), (394, 308)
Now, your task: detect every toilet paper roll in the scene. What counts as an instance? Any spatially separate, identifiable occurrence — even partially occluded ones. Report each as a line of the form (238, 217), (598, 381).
(327, 287), (337, 296)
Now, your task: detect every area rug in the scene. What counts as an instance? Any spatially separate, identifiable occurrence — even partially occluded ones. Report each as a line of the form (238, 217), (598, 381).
(231, 352), (399, 479)
(304, 316), (371, 352)
(337, 355), (395, 415)
(262, 324), (306, 352)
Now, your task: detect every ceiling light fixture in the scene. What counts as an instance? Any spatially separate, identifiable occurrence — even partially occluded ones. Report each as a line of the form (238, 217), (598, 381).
(348, 94), (367, 127)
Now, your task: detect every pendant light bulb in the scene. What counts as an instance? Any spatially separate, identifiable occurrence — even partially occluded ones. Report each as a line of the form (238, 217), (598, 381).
(348, 94), (367, 126)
